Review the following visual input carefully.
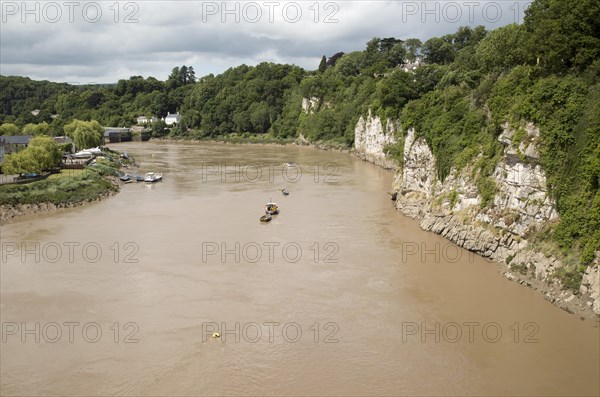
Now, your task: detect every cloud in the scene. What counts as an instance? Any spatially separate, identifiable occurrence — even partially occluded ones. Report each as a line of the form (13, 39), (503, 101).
(0, 0), (532, 83)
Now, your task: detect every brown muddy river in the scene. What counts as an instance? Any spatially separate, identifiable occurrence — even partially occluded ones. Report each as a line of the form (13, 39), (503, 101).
(1, 142), (598, 396)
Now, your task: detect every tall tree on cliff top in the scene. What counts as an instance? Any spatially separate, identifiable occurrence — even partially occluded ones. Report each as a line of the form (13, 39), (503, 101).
(318, 56), (327, 73)
(524, 0), (600, 72)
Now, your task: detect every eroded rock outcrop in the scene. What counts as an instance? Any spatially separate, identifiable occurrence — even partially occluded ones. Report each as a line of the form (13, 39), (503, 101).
(354, 110), (398, 170)
(354, 117), (599, 318)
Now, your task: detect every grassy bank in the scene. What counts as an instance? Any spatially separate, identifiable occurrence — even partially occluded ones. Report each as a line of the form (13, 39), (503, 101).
(0, 148), (127, 207)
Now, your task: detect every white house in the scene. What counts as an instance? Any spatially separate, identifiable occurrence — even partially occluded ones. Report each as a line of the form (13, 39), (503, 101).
(400, 57), (424, 73)
(137, 115), (158, 125)
(164, 112), (181, 126)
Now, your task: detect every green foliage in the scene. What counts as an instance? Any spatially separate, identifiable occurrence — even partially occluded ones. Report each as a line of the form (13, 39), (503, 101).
(28, 136), (62, 169)
(22, 122), (51, 136)
(383, 142), (404, 166)
(0, 123), (20, 135)
(0, 169), (116, 206)
(477, 177), (497, 208)
(181, 63), (304, 136)
(476, 24), (531, 73)
(524, 0), (600, 73)
(401, 85), (487, 180)
(318, 56), (327, 73)
(2, 136), (61, 174)
(552, 266), (585, 292)
(64, 119), (103, 149)
(2, 150), (39, 174)
(448, 190), (459, 209)
(511, 128), (527, 147)
(510, 263), (529, 275)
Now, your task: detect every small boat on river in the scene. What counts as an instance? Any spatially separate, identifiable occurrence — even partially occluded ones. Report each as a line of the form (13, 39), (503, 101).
(260, 214), (272, 222)
(144, 172), (163, 183)
(265, 200), (279, 215)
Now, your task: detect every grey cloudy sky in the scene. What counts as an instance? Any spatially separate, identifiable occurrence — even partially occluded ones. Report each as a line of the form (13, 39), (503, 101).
(0, 1), (532, 83)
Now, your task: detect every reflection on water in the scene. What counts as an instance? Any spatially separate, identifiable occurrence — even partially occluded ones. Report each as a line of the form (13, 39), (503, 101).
(1, 142), (598, 396)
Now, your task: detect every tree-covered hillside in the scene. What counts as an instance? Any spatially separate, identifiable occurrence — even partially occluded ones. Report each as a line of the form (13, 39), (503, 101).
(0, 66), (197, 133)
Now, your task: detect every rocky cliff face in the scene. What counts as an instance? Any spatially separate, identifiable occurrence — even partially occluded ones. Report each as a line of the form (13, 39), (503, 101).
(353, 112), (599, 317)
(353, 110), (398, 170)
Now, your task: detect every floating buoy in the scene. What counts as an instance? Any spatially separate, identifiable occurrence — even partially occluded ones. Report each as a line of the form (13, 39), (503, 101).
(212, 332), (220, 338)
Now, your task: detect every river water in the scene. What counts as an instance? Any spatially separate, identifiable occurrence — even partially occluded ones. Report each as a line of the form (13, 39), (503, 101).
(1, 142), (598, 396)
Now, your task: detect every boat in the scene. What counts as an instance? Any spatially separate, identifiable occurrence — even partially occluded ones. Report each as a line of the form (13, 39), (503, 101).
(281, 188), (289, 196)
(87, 147), (102, 155)
(144, 172), (163, 183)
(73, 150), (94, 159)
(265, 200), (279, 215)
(134, 175), (144, 182)
(260, 214), (272, 222)
(285, 162), (298, 168)
(119, 174), (131, 182)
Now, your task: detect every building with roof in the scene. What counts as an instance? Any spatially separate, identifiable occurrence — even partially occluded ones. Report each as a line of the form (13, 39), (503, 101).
(0, 135), (33, 164)
(137, 116), (158, 125)
(164, 112), (181, 126)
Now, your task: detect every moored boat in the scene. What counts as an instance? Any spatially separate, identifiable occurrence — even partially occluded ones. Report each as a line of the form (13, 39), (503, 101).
(260, 214), (272, 222)
(144, 172), (163, 183)
(281, 188), (289, 196)
(265, 202), (279, 215)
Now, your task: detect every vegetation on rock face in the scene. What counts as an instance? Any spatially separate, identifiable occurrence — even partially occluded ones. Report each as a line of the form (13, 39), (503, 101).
(0, 0), (598, 280)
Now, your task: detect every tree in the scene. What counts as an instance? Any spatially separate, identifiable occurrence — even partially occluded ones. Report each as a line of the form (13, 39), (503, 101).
(64, 119), (103, 149)
(151, 119), (167, 137)
(387, 42), (407, 67)
(187, 66), (196, 84)
(0, 123), (20, 135)
(28, 136), (62, 169)
(2, 136), (61, 174)
(335, 52), (364, 76)
(476, 24), (531, 72)
(524, 0), (600, 72)
(22, 122), (51, 136)
(249, 102), (270, 133)
(404, 38), (422, 61)
(325, 52), (344, 68)
(318, 56), (327, 73)
(2, 150), (38, 174)
(422, 36), (456, 64)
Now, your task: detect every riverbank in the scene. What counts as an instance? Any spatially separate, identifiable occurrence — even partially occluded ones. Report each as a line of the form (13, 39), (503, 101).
(0, 148), (135, 224)
(152, 134), (354, 153)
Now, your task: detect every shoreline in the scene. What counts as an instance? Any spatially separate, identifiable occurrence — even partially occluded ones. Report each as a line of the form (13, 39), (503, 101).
(0, 148), (135, 225)
(0, 180), (120, 224)
(1, 139), (597, 320)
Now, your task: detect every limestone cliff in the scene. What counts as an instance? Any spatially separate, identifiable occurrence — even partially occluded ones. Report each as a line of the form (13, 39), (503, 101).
(353, 110), (398, 170)
(353, 111), (600, 318)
